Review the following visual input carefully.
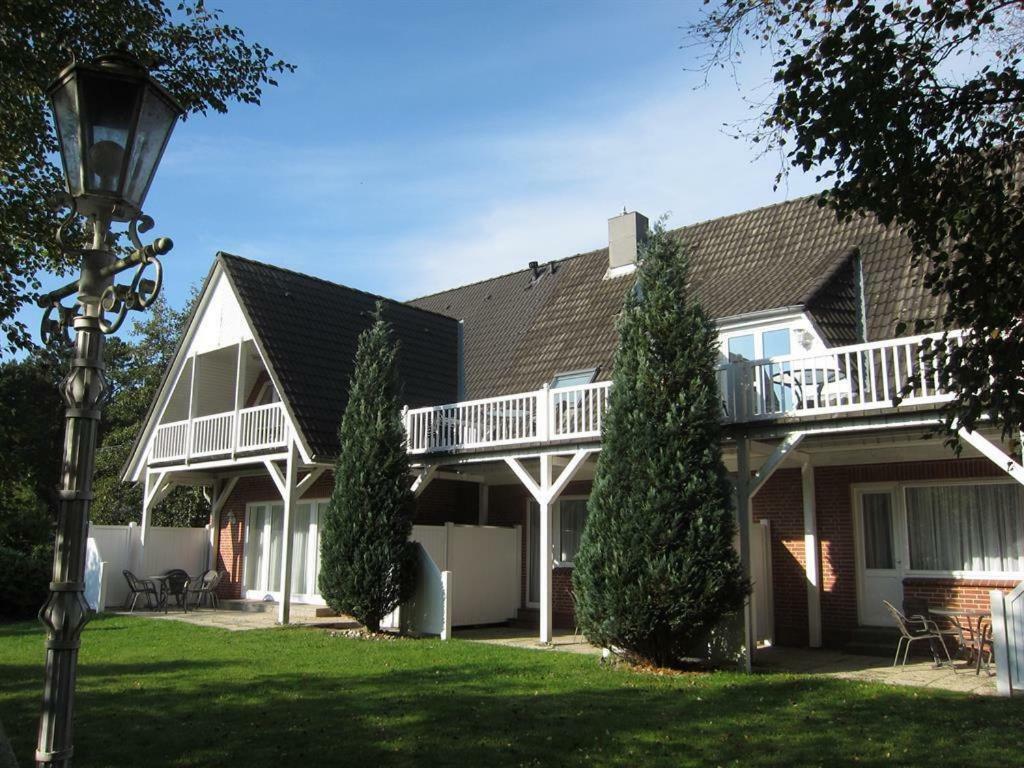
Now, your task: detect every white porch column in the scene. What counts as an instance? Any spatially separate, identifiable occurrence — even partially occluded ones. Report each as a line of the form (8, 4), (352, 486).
(801, 457), (822, 648)
(277, 442), (300, 625)
(140, 470), (172, 547)
(538, 454), (553, 643)
(735, 438), (754, 672)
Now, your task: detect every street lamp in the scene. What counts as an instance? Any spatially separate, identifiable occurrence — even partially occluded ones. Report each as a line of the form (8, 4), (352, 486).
(34, 44), (183, 768)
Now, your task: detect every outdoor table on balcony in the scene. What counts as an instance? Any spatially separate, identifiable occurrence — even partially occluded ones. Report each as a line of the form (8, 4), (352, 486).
(769, 368), (852, 410)
(928, 607), (992, 674)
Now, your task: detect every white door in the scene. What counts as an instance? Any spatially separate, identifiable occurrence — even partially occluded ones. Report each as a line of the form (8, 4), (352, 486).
(244, 501), (326, 603)
(856, 489), (904, 626)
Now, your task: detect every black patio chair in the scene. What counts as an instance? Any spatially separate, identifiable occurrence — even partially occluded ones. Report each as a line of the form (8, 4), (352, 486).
(162, 569), (190, 612)
(122, 570), (159, 612)
(185, 570), (223, 610)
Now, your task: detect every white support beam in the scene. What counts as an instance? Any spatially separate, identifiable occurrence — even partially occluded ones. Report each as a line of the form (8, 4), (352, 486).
(749, 432), (805, 498)
(538, 454), (553, 644)
(296, 466), (326, 497)
(504, 457), (543, 503)
(263, 457), (288, 498)
(735, 438), (754, 672)
(545, 449), (594, 504)
(277, 441), (299, 625)
(411, 465), (438, 498)
(957, 427), (1024, 486)
(801, 457), (822, 648)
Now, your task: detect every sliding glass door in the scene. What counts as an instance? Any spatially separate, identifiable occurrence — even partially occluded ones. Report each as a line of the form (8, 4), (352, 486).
(244, 500), (328, 602)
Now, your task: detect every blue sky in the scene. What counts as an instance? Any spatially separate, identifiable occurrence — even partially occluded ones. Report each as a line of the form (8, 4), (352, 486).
(31, 0), (823, 336)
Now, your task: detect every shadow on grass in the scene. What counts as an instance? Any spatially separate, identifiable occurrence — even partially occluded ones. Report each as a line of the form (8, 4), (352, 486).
(2, 621), (1022, 767)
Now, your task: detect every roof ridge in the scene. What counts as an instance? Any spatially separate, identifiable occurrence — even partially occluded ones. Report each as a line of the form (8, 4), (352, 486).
(407, 247), (607, 303)
(216, 252), (458, 323)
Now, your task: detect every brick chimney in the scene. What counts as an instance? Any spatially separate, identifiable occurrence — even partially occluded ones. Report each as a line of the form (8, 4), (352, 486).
(608, 210), (649, 273)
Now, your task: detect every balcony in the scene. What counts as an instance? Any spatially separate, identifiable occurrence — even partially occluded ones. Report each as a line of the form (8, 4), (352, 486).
(405, 331), (961, 456)
(151, 402), (289, 463)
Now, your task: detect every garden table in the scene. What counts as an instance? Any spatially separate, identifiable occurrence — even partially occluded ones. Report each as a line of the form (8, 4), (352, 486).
(928, 607), (992, 674)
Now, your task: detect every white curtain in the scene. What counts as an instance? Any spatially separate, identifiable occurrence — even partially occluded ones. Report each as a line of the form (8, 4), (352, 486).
(862, 492), (894, 570)
(906, 484), (1024, 573)
(559, 499), (589, 562)
(245, 504), (267, 589)
(290, 503), (312, 595)
(267, 504), (284, 591)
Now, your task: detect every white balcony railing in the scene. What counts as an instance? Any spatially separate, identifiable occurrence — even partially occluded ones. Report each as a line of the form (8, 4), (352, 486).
(151, 402), (289, 463)
(405, 331), (962, 455)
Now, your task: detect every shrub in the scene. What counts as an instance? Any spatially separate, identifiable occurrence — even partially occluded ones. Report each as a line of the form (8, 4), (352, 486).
(0, 545), (49, 619)
(319, 303), (416, 632)
(572, 223), (749, 668)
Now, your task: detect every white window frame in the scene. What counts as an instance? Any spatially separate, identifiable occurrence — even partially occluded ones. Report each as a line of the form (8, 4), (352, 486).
(242, 498), (329, 600)
(852, 477), (1024, 581)
(549, 369), (598, 389)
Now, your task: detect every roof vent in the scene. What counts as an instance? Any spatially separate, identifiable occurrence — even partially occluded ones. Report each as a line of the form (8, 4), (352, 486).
(529, 260), (545, 280)
(607, 210), (649, 276)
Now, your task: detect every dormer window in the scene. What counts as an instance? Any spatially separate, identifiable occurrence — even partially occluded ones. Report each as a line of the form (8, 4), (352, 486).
(550, 368), (598, 389)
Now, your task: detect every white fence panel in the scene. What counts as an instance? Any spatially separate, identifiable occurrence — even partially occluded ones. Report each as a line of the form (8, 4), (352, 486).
(88, 524), (137, 609)
(383, 544), (449, 637)
(85, 523), (209, 611)
(991, 582), (1024, 696)
(407, 523), (520, 628)
(142, 527), (211, 578)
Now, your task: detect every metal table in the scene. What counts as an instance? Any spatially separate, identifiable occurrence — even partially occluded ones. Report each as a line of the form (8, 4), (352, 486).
(929, 607), (992, 674)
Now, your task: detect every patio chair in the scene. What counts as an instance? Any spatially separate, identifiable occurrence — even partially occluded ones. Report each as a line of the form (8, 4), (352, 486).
(884, 600), (955, 671)
(185, 570), (223, 610)
(122, 570), (159, 612)
(903, 596), (964, 659)
(959, 618), (994, 675)
(162, 569), (190, 612)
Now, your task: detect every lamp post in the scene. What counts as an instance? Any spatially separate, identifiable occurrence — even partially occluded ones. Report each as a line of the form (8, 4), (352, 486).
(34, 45), (183, 768)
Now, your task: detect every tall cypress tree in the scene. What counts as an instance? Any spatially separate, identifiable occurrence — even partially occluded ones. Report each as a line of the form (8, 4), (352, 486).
(319, 303), (415, 632)
(572, 224), (749, 668)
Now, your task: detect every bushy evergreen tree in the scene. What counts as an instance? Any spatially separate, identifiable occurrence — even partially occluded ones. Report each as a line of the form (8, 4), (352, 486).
(572, 223), (749, 668)
(319, 303), (416, 632)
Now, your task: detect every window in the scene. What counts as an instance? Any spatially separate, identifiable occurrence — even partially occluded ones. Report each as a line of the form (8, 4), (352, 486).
(529, 497), (590, 568)
(558, 499), (589, 562)
(905, 483), (1024, 574)
(550, 369), (597, 389)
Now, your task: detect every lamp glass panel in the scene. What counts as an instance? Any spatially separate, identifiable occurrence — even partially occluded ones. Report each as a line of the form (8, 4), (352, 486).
(50, 79), (84, 196)
(81, 75), (139, 194)
(123, 87), (178, 208)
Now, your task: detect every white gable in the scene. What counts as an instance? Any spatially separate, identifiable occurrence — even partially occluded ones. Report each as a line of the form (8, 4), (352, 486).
(188, 269), (252, 355)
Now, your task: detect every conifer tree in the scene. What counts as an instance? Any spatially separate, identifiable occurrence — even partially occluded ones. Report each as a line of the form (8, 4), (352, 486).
(572, 224), (749, 668)
(319, 303), (415, 632)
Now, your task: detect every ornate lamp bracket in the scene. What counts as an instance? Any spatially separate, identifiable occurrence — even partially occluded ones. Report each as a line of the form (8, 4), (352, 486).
(38, 202), (173, 345)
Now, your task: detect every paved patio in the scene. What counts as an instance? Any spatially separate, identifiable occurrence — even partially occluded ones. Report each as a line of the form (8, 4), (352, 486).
(754, 645), (997, 696)
(113, 601), (354, 632)
(453, 626), (601, 655)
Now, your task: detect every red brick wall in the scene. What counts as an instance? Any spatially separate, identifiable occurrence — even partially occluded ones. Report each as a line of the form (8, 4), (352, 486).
(751, 468), (808, 646)
(903, 578), (1018, 612)
(414, 479), (479, 525)
(752, 457), (1008, 647)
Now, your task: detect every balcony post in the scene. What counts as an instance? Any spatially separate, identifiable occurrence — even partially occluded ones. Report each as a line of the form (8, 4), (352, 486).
(232, 342), (245, 456)
(277, 441), (299, 625)
(537, 384), (550, 442)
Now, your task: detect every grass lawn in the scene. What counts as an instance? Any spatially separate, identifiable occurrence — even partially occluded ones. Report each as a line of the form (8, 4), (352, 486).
(1, 616), (1022, 767)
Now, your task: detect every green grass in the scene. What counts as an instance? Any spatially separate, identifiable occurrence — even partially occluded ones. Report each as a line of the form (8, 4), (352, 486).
(1, 617), (1022, 767)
